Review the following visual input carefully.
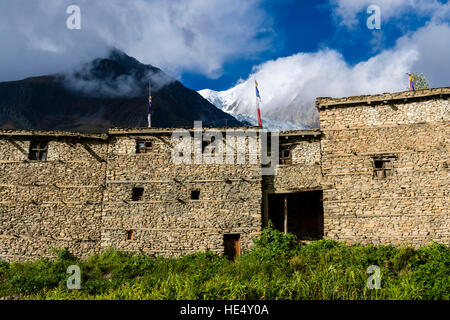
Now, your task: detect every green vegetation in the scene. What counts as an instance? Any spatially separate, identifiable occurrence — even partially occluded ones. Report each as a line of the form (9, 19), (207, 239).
(409, 72), (430, 90)
(0, 227), (448, 300)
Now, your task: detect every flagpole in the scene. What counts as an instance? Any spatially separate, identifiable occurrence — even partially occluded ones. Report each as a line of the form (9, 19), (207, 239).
(148, 80), (152, 128)
(255, 79), (263, 128)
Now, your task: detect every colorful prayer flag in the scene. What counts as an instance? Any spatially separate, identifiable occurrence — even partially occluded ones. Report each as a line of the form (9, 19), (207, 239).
(254, 79), (263, 127)
(409, 74), (415, 91)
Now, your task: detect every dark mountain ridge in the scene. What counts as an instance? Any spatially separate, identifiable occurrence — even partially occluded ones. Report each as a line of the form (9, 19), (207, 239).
(0, 49), (241, 133)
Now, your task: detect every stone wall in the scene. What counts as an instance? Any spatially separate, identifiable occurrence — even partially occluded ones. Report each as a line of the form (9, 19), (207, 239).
(102, 129), (262, 257)
(318, 89), (450, 246)
(0, 131), (107, 261)
(0, 128), (263, 261)
(272, 132), (322, 192)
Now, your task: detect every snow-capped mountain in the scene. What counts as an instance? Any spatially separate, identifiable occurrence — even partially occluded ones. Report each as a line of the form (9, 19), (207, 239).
(232, 114), (308, 132)
(198, 79), (319, 131)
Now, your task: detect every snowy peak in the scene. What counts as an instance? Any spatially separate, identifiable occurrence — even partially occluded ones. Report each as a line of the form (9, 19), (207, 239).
(198, 79), (318, 131)
(197, 89), (225, 109)
(198, 87), (243, 114)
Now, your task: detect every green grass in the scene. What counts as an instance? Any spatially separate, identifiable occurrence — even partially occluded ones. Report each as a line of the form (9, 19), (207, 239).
(0, 227), (448, 300)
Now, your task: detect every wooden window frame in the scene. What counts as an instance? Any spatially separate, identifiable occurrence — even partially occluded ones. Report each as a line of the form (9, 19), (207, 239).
(126, 230), (135, 240)
(279, 148), (292, 165)
(29, 140), (49, 161)
(136, 140), (153, 154)
(372, 157), (394, 179)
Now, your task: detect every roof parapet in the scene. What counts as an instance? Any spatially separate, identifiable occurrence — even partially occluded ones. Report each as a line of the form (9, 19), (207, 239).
(108, 126), (262, 135)
(316, 87), (450, 110)
(0, 127), (321, 138)
(0, 129), (108, 140)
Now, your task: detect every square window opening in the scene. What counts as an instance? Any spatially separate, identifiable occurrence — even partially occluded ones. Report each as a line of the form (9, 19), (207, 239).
(191, 190), (200, 200)
(126, 230), (135, 240)
(136, 140), (153, 153)
(132, 187), (144, 201)
(372, 157), (394, 178)
(29, 140), (49, 161)
(279, 148), (292, 165)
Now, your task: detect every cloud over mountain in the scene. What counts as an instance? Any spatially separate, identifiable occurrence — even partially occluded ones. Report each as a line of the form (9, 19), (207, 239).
(0, 0), (273, 82)
(62, 49), (175, 98)
(200, 21), (450, 128)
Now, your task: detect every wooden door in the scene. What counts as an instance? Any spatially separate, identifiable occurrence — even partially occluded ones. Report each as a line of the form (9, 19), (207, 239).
(224, 234), (240, 261)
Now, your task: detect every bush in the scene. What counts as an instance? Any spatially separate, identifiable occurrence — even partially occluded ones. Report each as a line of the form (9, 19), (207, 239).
(252, 223), (299, 257)
(8, 260), (66, 294)
(410, 242), (450, 299)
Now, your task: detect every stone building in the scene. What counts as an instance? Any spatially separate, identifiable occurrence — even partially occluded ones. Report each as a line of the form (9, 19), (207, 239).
(0, 87), (448, 261)
(317, 88), (449, 246)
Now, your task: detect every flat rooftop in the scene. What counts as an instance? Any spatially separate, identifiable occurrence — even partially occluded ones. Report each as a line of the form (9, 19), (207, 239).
(316, 86), (450, 109)
(0, 127), (321, 138)
(0, 129), (107, 140)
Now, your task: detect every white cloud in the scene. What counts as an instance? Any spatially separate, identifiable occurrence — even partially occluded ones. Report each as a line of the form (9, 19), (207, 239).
(0, 0), (272, 81)
(398, 23), (450, 86)
(202, 22), (450, 127)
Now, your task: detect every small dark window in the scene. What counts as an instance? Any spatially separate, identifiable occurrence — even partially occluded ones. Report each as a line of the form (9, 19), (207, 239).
(202, 137), (216, 154)
(132, 187), (144, 201)
(279, 148), (292, 165)
(29, 141), (49, 161)
(136, 141), (153, 153)
(126, 230), (135, 240)
(191, 190), (200, 200)
(374, 159), (384, 169)
(202, 140), (208, 153)
(373, 157), (393, 178)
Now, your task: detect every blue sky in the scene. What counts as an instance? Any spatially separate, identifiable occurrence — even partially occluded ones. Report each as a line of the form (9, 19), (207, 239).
(182, 0), (447, 91)
(183, 0), (335, 90)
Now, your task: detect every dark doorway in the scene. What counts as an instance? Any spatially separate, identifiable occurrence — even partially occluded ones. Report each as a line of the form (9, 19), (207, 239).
(224, 234), (241, 261)
(267, 194), (286, 233)
(267, 191), (323, 240)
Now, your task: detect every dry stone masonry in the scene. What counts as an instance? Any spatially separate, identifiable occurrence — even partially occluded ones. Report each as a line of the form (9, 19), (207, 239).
(317, 88), (449, 246)
(0, 87), (448, 261)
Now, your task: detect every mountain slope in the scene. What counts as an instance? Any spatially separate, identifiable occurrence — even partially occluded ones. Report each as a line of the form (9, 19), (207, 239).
(0, 50), (241, 133)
